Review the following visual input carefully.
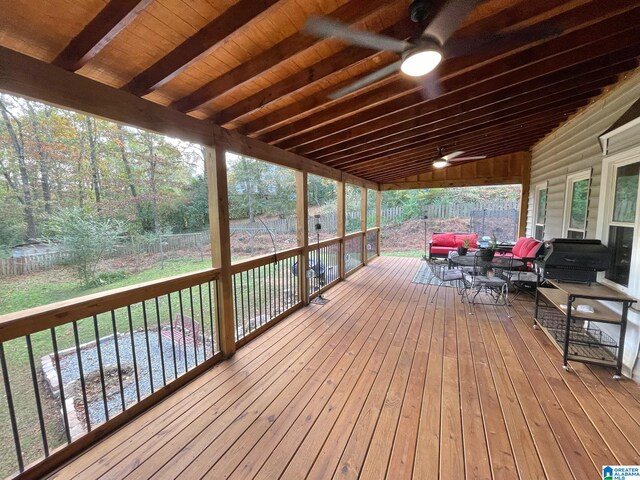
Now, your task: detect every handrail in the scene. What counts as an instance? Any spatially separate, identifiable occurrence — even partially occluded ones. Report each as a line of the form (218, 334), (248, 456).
(0, 268), (220, 343)
(230, 246), (303, 274)
(343, 231), (365, 240)
(308, 237), (341, 250)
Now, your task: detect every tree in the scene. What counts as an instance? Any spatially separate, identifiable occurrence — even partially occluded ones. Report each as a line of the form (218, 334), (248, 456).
(46, 208), (126, 287)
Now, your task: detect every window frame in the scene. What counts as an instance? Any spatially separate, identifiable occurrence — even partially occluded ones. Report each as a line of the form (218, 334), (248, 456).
(562, 169), (592, 239)
(597, 144), (640, 297)
(532, 182), (548, 241)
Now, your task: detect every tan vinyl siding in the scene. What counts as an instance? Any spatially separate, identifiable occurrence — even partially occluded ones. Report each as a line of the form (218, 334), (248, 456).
(527, 68), (640, 240)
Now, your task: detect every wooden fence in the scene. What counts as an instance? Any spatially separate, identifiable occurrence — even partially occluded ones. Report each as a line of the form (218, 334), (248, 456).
(1, 232), (212, 277)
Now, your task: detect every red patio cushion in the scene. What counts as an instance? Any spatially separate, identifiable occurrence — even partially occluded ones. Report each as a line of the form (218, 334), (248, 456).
(454, 234), (478, 248)
(430, 246), (456, 255)
(432, 233), (456, 247)
(512, 237), (541, 258)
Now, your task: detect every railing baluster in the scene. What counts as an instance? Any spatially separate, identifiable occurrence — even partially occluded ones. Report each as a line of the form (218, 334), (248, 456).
(198, 284), (207, 360)
(50, 327), (71, 443)
(154, 297), (167, 386)
(126, 306), (141, 403)
(188, 287), (198, 366)
(72, 321), (91, 432)
(1, 342), (24, 472)
(167, 294), (178, 380)
(209, 281), (217, 353)
(252, 268), (257, 329)
(110, 311), (126, 412)
(141, 301), (154, 394)
(177, 291), (188, 373)
(93, 315), (109, 421)
(233, 274), (239, 341)
(257, 266), (263, 326)
(26, 334), (48, 456)
(244, 270), (250, 332)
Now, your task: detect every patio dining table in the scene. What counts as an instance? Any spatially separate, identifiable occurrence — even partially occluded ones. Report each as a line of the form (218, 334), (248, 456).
(449, 254), (525, 270)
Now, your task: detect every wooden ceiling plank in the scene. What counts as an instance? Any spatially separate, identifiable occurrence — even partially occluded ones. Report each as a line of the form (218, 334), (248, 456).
(213, 18), (417, 126)
(53, 0), (154, 71)
(293, 38), (640, 158)
(345, 111), (582, 174)
(322, 71), (623, 166)
(172, 0), (406, 113)
(268, 8), (640, 150)
(125, 0), (281, 96)
(242, 0), (593, 136)
(330, 114), (569, 170)
(366, 138), (550, 181)
(346, 124), (571, 177)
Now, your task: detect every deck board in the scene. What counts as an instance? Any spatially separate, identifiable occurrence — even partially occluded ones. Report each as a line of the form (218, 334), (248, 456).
(51, 257), (640, 480)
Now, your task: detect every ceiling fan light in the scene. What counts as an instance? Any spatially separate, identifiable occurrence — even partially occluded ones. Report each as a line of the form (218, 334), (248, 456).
(401, 48), (442, 77)
(433, 160), (449, 169)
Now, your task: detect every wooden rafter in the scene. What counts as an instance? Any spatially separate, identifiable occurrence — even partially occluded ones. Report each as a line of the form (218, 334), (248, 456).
(171, 0), (408, 113)
(53, 0), (153, 71)
(268, 11), (640, 151)
(124, 0), (281, 96)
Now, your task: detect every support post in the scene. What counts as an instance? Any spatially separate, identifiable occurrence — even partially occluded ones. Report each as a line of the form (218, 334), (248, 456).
(518, 153), (532, 238)
(206, 145), (235, 358)
(376, 190), (382, 255)
(337, 180), (346, 279)
(361, 187), (367, 265)
(296, 171), (309, 305)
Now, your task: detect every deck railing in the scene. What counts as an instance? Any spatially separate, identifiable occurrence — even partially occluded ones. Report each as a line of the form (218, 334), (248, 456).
(231, 248), (301, 345)
(365, 228), (380, 261)
(308, 238), (341, 298)
(344, 232), (364, 275)
(0, 269), (220, 478)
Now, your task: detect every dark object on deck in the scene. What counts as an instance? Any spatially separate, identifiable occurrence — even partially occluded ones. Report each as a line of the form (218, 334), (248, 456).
(539, 238), (611, 283)
(291, 258), (326, 282)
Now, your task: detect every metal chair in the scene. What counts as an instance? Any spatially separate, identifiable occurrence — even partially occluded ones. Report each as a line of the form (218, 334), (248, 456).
(429, 260), (463, 303)
(461, 253), (512, 307)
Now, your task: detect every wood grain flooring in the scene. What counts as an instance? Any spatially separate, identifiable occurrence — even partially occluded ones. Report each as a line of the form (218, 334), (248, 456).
(50, 256), (640, 479)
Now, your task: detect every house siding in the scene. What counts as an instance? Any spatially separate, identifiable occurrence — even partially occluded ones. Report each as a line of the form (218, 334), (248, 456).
(527, 68), (640, 380)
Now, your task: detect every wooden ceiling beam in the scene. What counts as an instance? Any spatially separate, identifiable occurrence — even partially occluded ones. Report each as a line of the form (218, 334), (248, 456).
(322, 71), (621, 166)
(321, 95), (594, 171)
(242, 0), (599, 137)
(172, 0), (410, 113)
(369, 143), (540, 182)
(268, 8), (640, 150)
(345, 125), (569, 178)
(364, 133), (550, 178)
(330, 114), (569, 171)
(53, 0), (153, 71)
(292, 43), (640, 157)
(125, 0), (280, 96)
(296, 49), (640, 159)
(213, 20), (417, 126)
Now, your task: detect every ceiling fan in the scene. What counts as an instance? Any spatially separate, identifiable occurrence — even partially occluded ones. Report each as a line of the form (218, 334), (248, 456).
(432, 147), (486, 168)
(304, 0), (557, 99)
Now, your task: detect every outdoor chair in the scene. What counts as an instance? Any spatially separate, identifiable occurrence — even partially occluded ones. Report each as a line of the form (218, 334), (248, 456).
(428, 260), (463, 303)
(461, 253), (512, 307)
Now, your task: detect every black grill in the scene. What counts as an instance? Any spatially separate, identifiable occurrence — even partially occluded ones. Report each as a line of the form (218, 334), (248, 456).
(538, 238), (611, 283)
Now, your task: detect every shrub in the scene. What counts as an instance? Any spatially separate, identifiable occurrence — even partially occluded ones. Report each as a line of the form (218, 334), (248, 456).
(45, 208), (127, 287)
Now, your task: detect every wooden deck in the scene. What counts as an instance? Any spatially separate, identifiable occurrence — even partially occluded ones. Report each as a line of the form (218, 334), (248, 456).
(50, 256), (640, 479)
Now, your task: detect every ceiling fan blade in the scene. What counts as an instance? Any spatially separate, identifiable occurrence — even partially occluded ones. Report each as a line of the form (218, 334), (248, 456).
(442, 150), (465, 161)
(422, 0), (482, 46)
(449, 155), (487, 161)
(329, 60), (402, 99)
(420, 70), (443, 99)
(443, 20), (561, 59)
(304, 16), (409, 53)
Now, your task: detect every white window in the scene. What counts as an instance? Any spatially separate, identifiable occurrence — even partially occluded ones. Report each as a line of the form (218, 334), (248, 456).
(599, 145), (640, 295)
(563, 170), (591, 239)
(533, 182), (548, 241)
